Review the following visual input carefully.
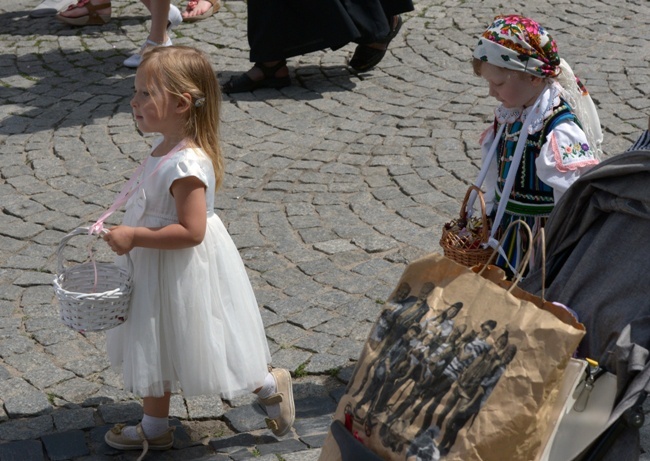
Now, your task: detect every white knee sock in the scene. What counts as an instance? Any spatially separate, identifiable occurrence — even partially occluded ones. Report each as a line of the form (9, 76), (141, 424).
(257, 372), (280, 419)
(122, 414), (169, 440)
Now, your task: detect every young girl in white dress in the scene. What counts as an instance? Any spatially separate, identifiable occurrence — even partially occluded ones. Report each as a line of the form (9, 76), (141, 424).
(99, 45), (294, 458)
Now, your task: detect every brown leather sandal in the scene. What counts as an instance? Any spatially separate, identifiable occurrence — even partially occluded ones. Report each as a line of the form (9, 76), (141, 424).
(222, 60), (291, 94)
(55, 0), (111, 25)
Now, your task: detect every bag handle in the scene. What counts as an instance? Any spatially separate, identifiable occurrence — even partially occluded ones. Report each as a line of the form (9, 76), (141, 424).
(479, 219), (533, 290)
(540, 227), (546, 302)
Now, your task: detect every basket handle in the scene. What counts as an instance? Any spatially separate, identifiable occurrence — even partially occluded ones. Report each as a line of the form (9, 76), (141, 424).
(460, 185), (490, 244)
(57, 227), (133, 279)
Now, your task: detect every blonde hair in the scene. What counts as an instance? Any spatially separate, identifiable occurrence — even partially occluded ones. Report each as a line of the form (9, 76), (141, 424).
(140, 46), (224, 190)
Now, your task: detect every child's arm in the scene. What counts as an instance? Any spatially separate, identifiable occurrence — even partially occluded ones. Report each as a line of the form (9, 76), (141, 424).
(104, 176), (207, 255)
(535, 121), (599, 203)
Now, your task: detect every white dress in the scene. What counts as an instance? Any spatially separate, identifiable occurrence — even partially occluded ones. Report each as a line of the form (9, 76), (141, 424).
(106, 144), (272, 399)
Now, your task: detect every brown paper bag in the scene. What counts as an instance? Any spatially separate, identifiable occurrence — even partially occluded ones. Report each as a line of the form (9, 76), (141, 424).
(320, 253), (585, 461)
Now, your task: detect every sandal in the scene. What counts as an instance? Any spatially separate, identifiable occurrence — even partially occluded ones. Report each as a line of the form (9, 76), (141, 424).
(30, 0), (77, 18)
(182, 0), (220, 23)
(259, 368), (295, 437)
(104, 423), (174, 460)
(222, 60), (291, 94)
(123, 4), (180, 68)
(124, 37), (173, 68)
(55, 0), (111, 25)
(350, 15), (403, 72)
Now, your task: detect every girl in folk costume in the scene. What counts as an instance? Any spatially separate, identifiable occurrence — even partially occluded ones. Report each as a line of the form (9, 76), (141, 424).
(98, 46), (294, 458)
(471, 14), (602, 273)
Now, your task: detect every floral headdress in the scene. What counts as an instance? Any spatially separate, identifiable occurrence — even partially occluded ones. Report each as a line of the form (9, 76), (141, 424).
(473, 14), (603, 159)
(473, 14), (560, 78)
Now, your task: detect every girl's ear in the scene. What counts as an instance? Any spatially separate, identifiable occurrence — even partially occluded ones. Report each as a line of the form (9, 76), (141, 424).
(176, 93), (192, 113)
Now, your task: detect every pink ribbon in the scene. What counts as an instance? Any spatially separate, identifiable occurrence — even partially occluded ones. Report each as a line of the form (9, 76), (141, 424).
(88, 140), (187, 235)
(86, 140), (187, 290)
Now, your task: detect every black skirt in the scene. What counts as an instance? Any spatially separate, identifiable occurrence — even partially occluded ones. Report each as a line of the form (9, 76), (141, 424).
(248, 0), (414, 62)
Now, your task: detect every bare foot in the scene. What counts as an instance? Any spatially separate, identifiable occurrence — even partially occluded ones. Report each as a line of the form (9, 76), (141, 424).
(182, 0), (212, 19)
(58, 0), (110, 18)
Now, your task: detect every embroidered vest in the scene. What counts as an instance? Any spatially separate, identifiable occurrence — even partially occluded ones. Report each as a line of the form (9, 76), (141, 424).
(495, 100), (577, 217)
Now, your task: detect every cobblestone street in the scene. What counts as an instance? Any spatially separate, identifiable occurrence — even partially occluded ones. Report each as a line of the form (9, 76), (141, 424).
(1, 0), (649, 459)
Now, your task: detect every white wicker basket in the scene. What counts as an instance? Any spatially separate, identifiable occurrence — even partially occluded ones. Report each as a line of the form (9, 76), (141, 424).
(53, 227), (133, 332)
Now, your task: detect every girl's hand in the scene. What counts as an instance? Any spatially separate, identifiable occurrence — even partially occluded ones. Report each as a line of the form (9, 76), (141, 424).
(103, 226), (136, 255)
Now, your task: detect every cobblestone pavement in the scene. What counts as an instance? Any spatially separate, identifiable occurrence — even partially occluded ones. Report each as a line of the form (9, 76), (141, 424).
(1, 0), (650, 459)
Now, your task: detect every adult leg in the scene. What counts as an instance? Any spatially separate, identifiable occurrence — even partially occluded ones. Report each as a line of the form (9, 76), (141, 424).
(56, 0), (111, 25)
(147, 0), (172, 44)
(222, 0), (360, 93)
(123, 0), (182, 68)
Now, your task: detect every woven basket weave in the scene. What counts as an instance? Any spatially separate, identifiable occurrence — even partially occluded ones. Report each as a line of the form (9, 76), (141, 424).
(439, 185), (494, 267)
(53, 227), (133, 332)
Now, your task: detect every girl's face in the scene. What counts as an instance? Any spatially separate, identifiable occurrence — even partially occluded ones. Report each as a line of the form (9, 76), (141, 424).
(480, 62), (545, 109)
(130, 67), (181, 136)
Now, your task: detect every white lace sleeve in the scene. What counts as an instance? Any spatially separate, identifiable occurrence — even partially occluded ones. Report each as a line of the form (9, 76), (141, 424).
(535, 121), (599, 202)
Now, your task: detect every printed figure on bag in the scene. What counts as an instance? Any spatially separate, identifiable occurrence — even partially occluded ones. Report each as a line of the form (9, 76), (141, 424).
(342, 280), (518, 459)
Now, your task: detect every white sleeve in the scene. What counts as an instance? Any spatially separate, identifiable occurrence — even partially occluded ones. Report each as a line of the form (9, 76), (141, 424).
(535, 121), (599, 202)
(164, 149), (211, 192)
(478, 125), (498, 214)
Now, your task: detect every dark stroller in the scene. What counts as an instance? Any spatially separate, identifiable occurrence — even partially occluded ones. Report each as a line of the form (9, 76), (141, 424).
(520, 148), (650, 460)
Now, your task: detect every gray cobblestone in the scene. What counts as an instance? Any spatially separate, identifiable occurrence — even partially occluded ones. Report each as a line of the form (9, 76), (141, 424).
(42, 430), (90, 460)
(0, 439), (45, 460)
(97, 402), (143, 424)
(52, 408), (96, 432)
(3, 393), (52, 418)
(48, 378), (102, 404)
(0, 415), (53, 441)
(186, 395), (225, 420)
(305, 354), (352, 374)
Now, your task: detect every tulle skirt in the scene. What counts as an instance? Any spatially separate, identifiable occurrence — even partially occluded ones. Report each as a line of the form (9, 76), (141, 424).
(106, 213), (271, 399)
